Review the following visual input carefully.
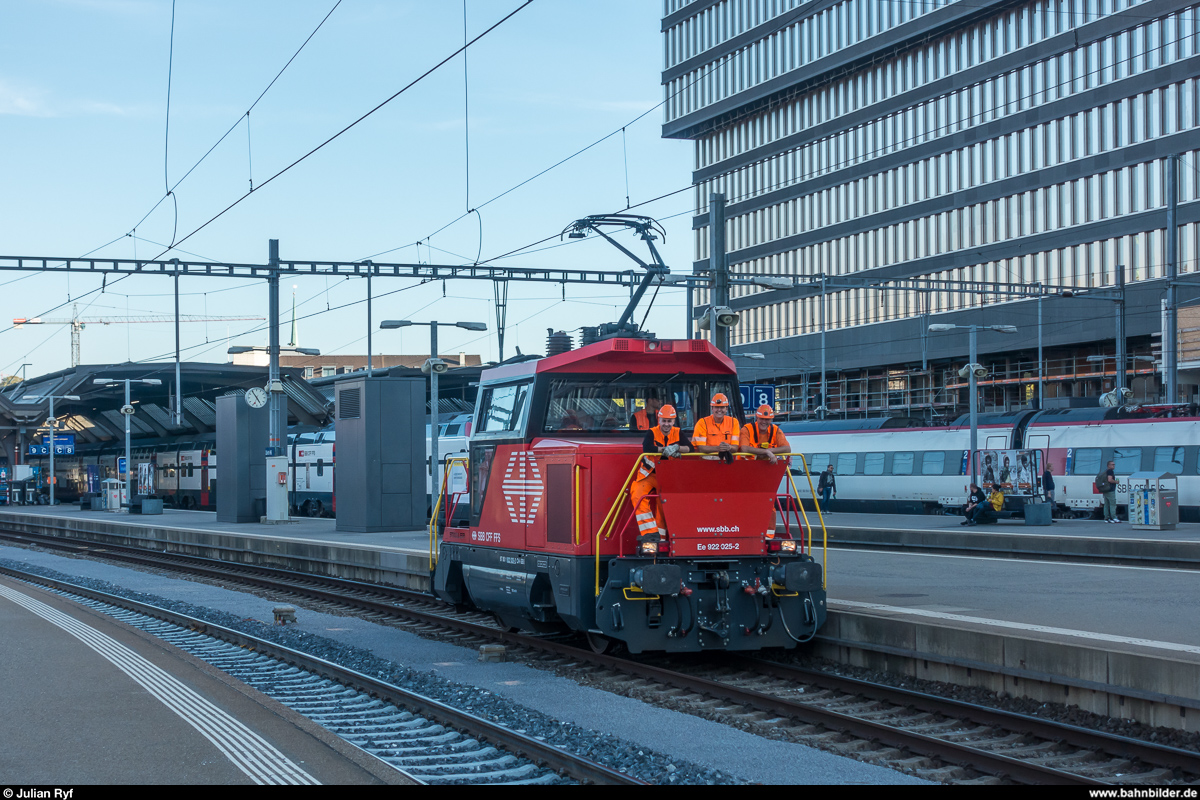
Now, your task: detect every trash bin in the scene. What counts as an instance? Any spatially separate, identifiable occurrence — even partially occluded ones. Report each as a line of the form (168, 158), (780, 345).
(102, 479), (125, 513)
(1128, 471), (1179, 530)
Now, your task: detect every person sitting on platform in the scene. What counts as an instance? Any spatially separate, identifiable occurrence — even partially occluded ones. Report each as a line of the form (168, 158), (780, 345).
(960, 483), (986, 524)
(965, 483), (1004, 525)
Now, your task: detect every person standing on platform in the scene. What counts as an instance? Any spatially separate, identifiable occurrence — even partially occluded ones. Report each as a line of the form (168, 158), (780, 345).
(630, 405), (691, 546)
(1096, 460), (1119, 522)
(692, 393), (740, 463)
(817, 465), (837, 514)
(1042, 463), (1056, 507)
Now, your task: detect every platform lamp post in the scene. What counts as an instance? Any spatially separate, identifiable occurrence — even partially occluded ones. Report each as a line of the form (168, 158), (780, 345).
(93, 378), (162, 510)
(731, 352), (765, 395)
(380, 320), (487, 501)
(928, 324), (1018, 484)
(20, 393), (80, 506)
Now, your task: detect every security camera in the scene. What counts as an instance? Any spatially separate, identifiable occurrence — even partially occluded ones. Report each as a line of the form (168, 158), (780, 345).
(422, 358), (449, 375)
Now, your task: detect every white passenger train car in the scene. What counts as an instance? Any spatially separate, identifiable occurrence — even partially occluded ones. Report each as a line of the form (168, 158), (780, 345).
(1026, 408), (1200, 519)
(780, 414), (1027, 514)
(780, 408), (1200, 521)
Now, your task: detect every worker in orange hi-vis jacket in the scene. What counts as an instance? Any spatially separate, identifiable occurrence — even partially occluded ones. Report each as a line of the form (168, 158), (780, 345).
(630, 404), (692, 544)
(739, 404), (790, 464)
(692, 392), (741, 463)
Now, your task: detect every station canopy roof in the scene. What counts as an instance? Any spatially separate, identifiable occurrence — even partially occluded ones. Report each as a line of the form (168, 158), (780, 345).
(0, 362), (332, 443)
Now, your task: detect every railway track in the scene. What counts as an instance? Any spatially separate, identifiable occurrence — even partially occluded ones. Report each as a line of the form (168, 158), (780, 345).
(0, 563), (641, 786)
(3, 528), (1198, 785)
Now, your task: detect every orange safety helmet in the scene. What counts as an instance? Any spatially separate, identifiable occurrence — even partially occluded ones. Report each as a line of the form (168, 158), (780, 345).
(755, 403), (775, 420)
(658, 404), (678, 420)
(710, 393), (730, 408)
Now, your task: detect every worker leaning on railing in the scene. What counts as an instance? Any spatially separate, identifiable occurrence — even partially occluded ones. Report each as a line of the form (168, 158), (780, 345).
(692, 392), (740, 464)
(739, 404), (790, 465)
(630, 404), (692, 547)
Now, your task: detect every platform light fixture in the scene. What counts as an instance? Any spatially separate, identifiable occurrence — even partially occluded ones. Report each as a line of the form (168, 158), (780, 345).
(379, 320), (487, 502)
(93, 377), (163, 512)
(927, 323), (1019, 484)
(19, 392), (80, 508)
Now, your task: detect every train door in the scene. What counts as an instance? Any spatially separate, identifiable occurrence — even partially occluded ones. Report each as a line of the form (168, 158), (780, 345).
(200, 449), (211, 508)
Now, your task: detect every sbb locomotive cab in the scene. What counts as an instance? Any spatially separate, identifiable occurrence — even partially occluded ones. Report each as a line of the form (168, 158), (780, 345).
(432, 337), (827, 654)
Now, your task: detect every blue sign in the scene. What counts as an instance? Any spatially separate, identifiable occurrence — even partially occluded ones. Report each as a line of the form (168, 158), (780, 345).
(118, 457), (127, 478)
(741, 383), (776, 411)
(28, 434), (74, 456)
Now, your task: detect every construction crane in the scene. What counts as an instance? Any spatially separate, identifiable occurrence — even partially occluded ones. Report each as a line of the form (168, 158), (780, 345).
(13, 303), (265, 367)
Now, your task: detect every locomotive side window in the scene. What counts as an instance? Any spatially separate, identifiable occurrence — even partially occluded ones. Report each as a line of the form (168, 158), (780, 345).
(921, 451), (946, 475)
(1153, 446), (1184, 473)
(864, 452), (885, 475)
(836, 453), (857, 475)
(892, 452), (914, 475)
(1072, 448), (1102, 475)
(479, 382), (531, 434)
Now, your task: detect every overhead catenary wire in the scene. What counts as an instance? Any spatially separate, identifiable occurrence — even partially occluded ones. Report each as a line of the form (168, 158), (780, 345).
(148, 0), (534, 262)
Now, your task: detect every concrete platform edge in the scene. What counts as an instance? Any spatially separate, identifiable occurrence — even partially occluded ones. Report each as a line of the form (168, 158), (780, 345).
(816, 608), (1199, 733)
(0, 512), (432, 591)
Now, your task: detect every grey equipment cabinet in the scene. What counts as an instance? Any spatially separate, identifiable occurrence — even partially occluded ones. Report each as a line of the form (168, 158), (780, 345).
(335, 376), (426, 533)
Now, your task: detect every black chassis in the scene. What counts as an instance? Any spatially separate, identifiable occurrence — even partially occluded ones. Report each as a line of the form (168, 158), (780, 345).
(434, 543), (827, 653)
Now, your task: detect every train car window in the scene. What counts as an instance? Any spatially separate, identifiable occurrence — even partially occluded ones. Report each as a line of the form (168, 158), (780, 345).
(1072, 448), (1102, 476)
(808, 453), (831, 473)
(1113, 448), (1141, 473)
(445, 423), (463, 437)
(1153, 447), (1184, 473)
(295, 433), (318, 445)
(480, 382), (532, 434)
(318, 430), (336, 443)
(892, 452), (914, 475)
(863, 452), (885, 475)
(921, 452), (946, 475)
(836, 453), (857, 475)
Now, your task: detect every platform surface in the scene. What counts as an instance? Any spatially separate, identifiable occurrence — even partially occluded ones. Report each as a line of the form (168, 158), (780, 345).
(0, 573), (412, 785)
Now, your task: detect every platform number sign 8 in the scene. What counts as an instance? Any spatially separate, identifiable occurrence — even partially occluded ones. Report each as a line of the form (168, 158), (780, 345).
(740, 384), (776, 412)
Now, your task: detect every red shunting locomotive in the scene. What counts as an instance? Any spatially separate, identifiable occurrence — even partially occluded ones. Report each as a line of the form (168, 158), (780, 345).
(432, 336), (827, 654)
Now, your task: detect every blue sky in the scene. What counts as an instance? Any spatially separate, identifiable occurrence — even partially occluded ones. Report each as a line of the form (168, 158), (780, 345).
(1, 0), (697, 376)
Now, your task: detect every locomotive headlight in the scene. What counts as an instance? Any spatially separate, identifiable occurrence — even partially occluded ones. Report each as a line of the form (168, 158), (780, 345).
(780, 540), (797, 553)
(639, 540), (659, 555)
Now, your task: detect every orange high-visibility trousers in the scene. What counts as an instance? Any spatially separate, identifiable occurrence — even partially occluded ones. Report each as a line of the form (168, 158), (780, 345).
(630, 474), (665, 537)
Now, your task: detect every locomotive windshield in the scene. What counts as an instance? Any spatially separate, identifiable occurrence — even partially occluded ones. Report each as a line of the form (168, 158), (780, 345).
(541, 375), (737, 434)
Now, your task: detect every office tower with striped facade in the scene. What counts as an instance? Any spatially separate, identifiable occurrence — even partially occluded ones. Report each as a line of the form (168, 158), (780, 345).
(663, 0), (1200, 416)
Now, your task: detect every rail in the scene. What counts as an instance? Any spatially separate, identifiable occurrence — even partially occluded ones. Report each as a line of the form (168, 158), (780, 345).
(593, 452), (828, 597)
(428, 456), (469, 571)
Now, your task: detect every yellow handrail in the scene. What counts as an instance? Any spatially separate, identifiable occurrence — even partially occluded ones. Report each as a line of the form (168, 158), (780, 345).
(784, 453), (828, 590)
(428, 456), (469, 572)
(594, 453), (651, 596)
